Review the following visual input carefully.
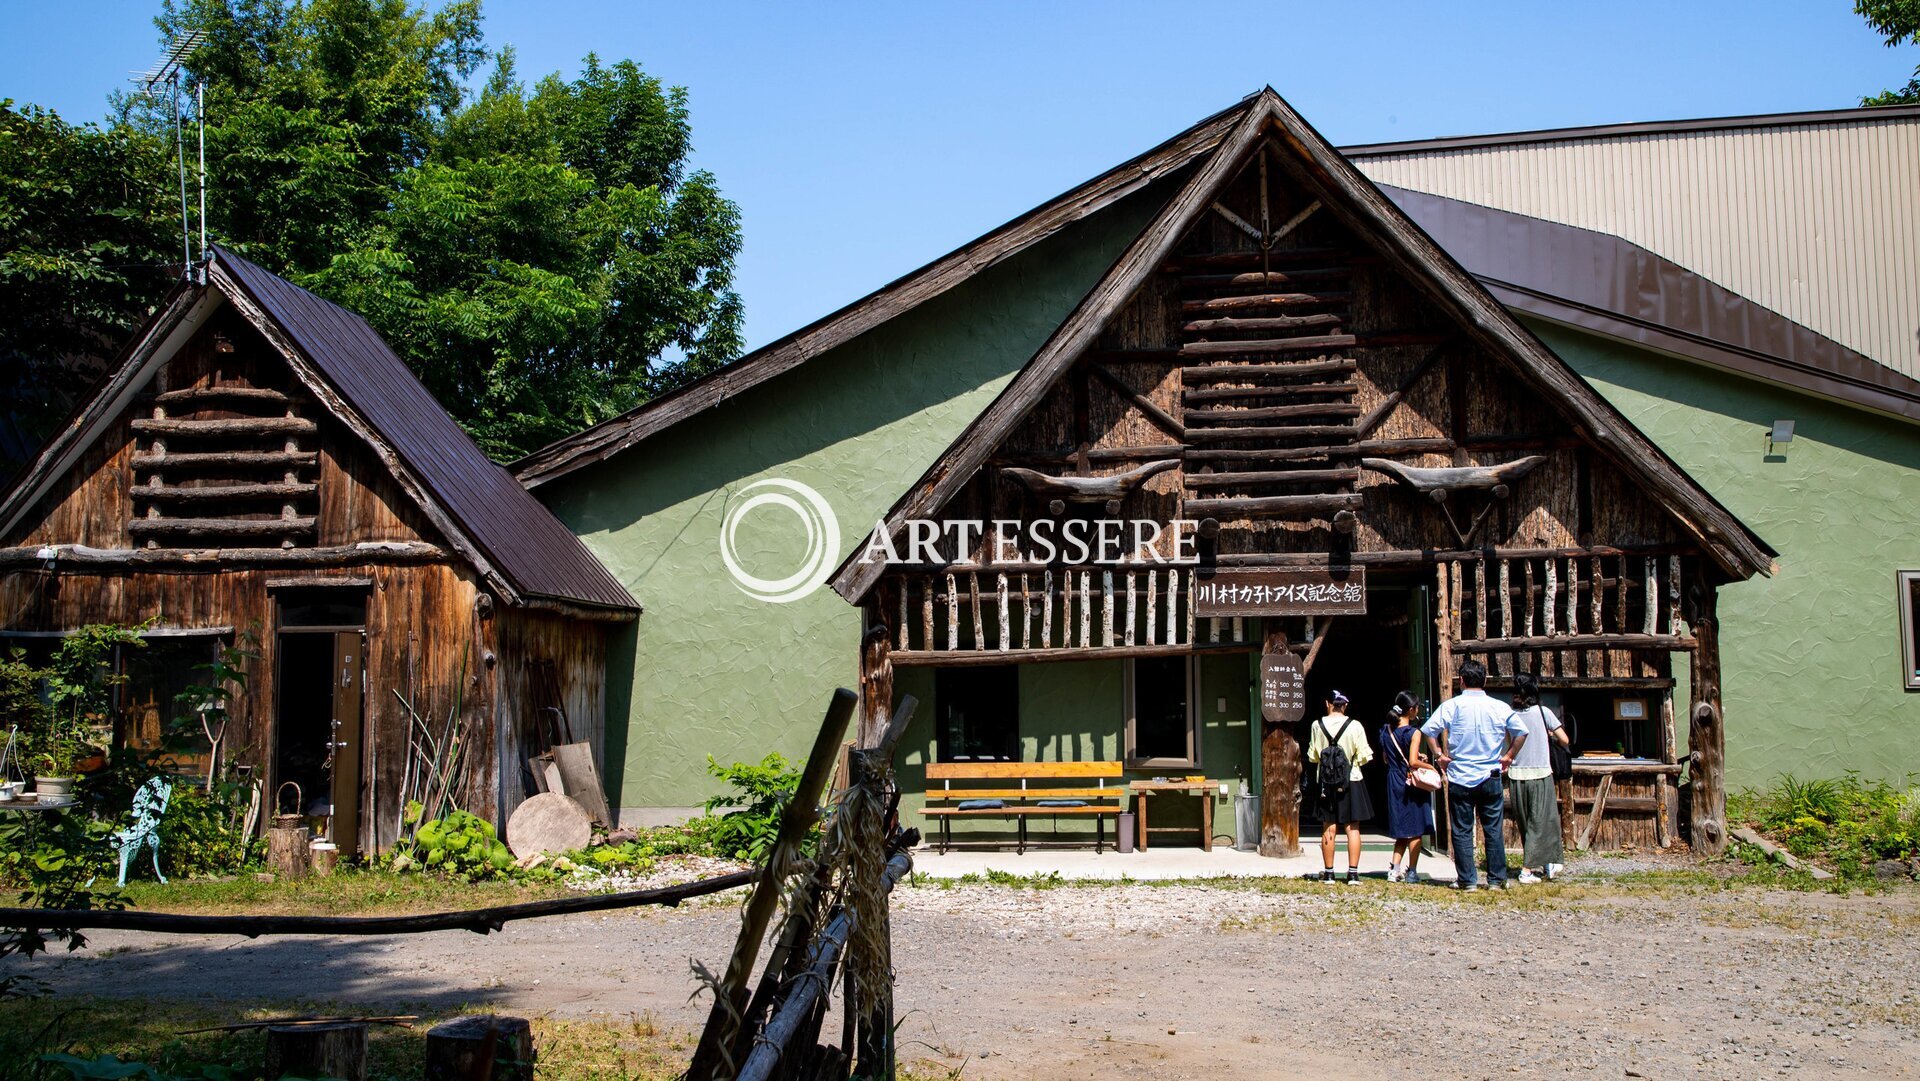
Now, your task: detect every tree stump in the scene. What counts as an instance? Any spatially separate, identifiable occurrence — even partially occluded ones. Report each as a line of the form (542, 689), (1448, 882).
(425, 1016), (534, 1081)
(267, 825), (310, 880)
(309, 842), (338, 877)
(265, 1022), (366, 1081)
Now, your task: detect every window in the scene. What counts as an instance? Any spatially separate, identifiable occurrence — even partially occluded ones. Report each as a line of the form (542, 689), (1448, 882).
(1126, 656), (1199, 768)
(935, 666), (1018, 761)
(1902, 571), (1920, 692)
(119, 636), (221, 762)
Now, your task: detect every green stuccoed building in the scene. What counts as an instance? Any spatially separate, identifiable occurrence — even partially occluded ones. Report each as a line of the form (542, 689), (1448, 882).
(516, 92), (1920, 849)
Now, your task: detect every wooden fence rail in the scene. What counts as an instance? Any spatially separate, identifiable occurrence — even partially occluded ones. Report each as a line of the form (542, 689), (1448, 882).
(0, 870), (754, 937)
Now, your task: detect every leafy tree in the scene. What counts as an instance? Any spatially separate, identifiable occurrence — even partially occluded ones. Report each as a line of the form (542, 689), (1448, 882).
(310, 51), (743, 456)
(1857, 0), (1920, 105)
(1, 0), (743, 467)
(0, 102), (176, 481)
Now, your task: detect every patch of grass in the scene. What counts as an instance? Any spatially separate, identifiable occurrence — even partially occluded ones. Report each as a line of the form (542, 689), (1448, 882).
(117, 866), (573, 916)
(1731, 773), (1920, 882)
(0, 998), (692, 1081)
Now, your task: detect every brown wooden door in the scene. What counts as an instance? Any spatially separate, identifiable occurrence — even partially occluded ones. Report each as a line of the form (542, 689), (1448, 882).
(329, 631), (364, 859)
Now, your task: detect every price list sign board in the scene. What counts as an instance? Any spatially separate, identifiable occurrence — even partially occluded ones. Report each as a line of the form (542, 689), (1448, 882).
(1260, 648), (1307, 724)
(1194, 567), (1367, 617)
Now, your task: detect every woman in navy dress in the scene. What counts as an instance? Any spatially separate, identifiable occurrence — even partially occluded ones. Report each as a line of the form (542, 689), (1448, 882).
(1380, 690), (1434, 883)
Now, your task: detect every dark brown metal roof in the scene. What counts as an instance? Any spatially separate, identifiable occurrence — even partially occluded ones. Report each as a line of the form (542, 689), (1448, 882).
(215, 248), (638, 613)
(1379, 186), (1920, 425)
(1341, 103), (1920, 157)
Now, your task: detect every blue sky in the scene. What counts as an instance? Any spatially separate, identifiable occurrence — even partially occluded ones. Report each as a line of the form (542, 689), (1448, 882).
(2, 2), (1912, 352)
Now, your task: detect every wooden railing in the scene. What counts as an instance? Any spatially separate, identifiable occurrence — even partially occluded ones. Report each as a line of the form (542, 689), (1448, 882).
(882, 567), (1257, 661)
(1436, 550), (1692, 680)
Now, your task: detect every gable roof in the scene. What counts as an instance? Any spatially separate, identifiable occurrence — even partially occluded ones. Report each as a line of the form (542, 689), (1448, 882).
(0, 249), (638, 616)
(1381, 186), (1920, 426)
(827, 89), (1774, 602)
(516, 95), (1915, 493)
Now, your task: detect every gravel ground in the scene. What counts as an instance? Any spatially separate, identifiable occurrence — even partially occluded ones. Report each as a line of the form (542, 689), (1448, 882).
(11, 858), (1919, 1080)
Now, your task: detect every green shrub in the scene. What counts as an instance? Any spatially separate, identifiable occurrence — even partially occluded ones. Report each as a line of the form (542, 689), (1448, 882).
(577, 820), (732, 875)
(153, 784), (260, 878)
(390, 804), (515, 881)
(1734, 772), (1920, 880)
(700, 753), (802, 862)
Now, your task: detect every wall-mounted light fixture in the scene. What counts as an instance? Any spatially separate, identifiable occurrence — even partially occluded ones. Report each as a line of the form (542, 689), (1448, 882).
(1767, 419), (1795, 457)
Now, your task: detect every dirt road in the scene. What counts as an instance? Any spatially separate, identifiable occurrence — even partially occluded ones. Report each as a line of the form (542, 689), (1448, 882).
(15, 872), (1920, 1079)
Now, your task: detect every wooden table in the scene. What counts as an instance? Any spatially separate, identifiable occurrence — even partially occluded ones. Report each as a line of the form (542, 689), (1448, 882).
(1128, 780), (1217, 852)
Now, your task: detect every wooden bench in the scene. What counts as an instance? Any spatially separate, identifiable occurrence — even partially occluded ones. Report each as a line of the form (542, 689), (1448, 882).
(922, 761), (1126, 854)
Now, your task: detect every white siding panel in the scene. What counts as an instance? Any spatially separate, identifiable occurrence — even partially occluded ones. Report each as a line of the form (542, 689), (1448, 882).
(1356, 117), (1920, 377)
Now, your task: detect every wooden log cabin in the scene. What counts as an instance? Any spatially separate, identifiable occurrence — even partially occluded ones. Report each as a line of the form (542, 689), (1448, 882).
(0, 248), (639, 856)
(825, 91), (1774, 855)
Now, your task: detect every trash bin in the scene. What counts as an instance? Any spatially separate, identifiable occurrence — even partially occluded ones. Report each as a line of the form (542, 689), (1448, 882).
(1235, 782), (1259, 851)
(1116, 811), (1136, 853)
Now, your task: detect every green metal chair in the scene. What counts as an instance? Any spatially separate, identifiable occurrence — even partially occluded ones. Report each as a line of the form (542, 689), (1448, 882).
(112, 776), (173, 886)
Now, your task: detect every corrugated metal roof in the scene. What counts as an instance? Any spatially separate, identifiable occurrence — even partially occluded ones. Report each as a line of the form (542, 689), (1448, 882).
(1382, 185), (1920, 425)
(1348, 109), (1920, 379)
(215, 248), (638, 613)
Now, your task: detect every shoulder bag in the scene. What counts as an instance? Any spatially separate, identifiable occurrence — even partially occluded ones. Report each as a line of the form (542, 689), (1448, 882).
(1387, 723), (1443, 792)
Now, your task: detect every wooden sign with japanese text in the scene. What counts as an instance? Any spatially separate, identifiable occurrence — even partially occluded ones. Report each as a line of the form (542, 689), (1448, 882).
(1260, 648), (1306, 724)
(1194, 567), (1367, 617)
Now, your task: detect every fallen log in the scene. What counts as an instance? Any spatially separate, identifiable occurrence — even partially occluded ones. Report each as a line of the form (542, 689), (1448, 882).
(1730, 827), (1835, 881)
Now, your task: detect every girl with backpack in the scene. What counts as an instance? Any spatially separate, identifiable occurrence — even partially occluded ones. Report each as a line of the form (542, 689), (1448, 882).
(1307, 689), (1373, 884)
(1380, 691), (1436, 883)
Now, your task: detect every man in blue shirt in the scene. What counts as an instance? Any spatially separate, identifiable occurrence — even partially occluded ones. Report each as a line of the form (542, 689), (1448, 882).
(1411, 659), (1529, 889)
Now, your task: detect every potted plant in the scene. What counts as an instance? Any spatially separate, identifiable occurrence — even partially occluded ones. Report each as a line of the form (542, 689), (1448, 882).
(30, 623), (148, 800)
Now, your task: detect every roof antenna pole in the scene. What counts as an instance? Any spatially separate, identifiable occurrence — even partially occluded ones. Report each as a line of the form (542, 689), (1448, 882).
(196, 76), (207, 281)
(172, 70), (191, 281)
(132, 29), (209, 283)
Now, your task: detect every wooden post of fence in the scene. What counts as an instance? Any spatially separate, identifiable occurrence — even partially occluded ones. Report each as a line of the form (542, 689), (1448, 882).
(688, 689), (857, 1081)
(847, 697), (917, 1081)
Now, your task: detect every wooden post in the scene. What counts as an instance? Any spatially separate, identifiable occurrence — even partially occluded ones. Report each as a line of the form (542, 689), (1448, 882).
(968, 572), (984, 648)
(1258, 625), (1302, 858)
(1078, 571), (1091, 648)
(897, 583), (908, 650)
(858, 624), (893, 748)
(425, 1016), (534, 1081)
(997, 573), (1010, 650)
(921, 579), (934, 652)
(1020, 572), (1032, 649)
(265, 1022), (366, 1081)
(944, 574), (958, 651)
(688, 690), (857, 1081)
(1688, 577), (1727, 856)
(1102, 570), (1115, 647)
(1041, 570), (1054, 647)
(844, 698), (915, 1081)
(1474, 558), (1488, 641)
(1589, 554), (1604, 633)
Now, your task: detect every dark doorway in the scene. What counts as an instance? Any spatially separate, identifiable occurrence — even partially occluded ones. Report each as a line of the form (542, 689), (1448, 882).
(273, 588), (367, 857)
(1299, 592), (1415, 828)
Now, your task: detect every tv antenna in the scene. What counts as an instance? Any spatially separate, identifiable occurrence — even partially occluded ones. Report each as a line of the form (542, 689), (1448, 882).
(132, 29), (209, 283)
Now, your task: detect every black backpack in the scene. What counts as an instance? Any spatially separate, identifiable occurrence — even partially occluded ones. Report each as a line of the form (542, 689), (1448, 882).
(1316, 718), (1355, 798)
